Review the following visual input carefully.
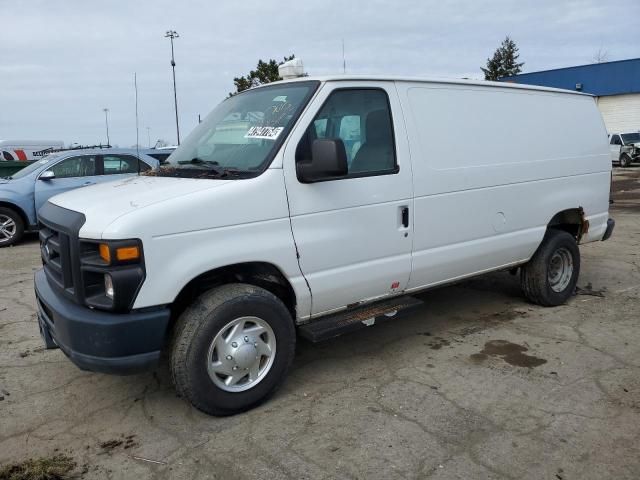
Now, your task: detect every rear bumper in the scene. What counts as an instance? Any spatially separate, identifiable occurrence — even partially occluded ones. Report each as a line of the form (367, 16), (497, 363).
(602, 217), (615, 242)
(34, 268), (170, 374)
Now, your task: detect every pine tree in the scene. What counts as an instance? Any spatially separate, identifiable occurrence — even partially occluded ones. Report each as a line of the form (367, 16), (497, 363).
(230, 55), (296, 96)
(481, 36), (524, 81)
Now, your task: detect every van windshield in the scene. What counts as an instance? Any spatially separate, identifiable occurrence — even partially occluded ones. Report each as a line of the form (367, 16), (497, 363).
(153, 81), (319, 179)
(621, 133), (640, 144)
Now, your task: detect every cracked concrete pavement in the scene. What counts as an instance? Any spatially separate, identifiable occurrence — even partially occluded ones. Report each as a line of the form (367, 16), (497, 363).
(1, 168), (639, 479)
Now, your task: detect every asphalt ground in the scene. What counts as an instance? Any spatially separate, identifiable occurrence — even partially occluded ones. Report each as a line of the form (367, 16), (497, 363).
(1, 167), (639, 479)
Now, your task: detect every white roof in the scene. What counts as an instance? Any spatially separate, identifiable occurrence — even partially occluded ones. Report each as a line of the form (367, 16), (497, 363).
(263, 74), (590, 97)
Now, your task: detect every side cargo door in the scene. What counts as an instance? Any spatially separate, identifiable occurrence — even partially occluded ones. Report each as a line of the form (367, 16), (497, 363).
(282, 82), (414, 317)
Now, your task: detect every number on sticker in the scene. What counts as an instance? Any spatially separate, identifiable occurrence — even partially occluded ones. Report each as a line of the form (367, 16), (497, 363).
(244, 126), (284, 140)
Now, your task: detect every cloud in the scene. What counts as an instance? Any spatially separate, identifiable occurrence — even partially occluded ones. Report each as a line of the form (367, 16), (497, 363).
(1, 0), (638, 145)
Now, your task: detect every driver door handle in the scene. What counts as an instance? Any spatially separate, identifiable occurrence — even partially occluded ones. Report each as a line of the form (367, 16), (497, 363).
(401, 206), (409, 228)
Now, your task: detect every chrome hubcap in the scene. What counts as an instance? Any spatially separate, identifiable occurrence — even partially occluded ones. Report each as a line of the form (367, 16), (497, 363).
(548, 247), (573, 293)
(0, 215), (16, 241)
(206, 316), (276, 392)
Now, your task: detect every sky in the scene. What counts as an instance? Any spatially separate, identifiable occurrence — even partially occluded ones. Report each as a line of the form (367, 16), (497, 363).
(1, 0), (639, 147)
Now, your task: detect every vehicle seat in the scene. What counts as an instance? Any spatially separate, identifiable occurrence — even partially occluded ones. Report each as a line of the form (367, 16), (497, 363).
(350, 110), (393, 173)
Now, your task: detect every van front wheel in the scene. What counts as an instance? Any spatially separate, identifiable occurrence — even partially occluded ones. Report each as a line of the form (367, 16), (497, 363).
(170, 284), (296, 416)
(520, 230), (580, 306)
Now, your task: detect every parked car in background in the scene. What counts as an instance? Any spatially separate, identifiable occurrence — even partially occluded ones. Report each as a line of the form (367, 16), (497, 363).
(0, 148), (158, 246)
(609, 132), (640, 167)
(144, 146), (177, 164)
(0, 139), (65, 162)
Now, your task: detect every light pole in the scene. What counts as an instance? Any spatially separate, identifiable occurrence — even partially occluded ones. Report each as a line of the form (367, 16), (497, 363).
(165, 30), (181, 145)
(103, 108), (110, 146)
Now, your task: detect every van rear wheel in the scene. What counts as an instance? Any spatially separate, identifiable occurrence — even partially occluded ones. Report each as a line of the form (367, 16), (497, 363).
(0, 207), (24, 247)
(170, 283), (296, 416)
(520, 229), (580, 306)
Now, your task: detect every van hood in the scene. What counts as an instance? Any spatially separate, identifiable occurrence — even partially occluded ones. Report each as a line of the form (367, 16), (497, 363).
(48, 175), (232, 236)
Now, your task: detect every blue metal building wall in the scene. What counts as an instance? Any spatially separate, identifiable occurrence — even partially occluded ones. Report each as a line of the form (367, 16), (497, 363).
(501, 58), (640, 96)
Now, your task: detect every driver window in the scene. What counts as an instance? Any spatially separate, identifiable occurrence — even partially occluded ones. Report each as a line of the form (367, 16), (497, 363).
(296, 89), (397, 177)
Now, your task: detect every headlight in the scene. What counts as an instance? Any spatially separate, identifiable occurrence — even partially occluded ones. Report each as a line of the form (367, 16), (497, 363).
(104, 273), (114, 299)
(99, 242), (141, 265)
(80, 239), (145, 312)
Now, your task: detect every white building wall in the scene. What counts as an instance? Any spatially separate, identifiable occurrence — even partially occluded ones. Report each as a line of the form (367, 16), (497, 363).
(596, 93), (640, 133)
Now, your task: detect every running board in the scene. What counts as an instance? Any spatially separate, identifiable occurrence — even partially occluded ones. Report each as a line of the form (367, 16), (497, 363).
(298, 296), (424, 343)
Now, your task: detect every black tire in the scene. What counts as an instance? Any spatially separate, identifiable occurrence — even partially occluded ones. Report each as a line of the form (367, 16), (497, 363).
(0, 207), (25, 247)
(170, 283), (296, 416)
(520, 229), (580, 306)
(619, 153), (632, 168)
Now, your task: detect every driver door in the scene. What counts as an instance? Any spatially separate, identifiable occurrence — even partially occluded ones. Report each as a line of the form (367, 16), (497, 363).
(34, 154), (99, 212)
(282, 83), (414, 317)
(609, 135), (622, 162)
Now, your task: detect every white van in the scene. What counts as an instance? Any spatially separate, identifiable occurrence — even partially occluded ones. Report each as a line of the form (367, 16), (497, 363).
(34, 76), (614, 415)
(0, 140), (64, 162)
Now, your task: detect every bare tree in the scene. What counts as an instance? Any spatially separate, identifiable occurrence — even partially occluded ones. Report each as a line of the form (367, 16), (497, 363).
(593, 48), (609, 63)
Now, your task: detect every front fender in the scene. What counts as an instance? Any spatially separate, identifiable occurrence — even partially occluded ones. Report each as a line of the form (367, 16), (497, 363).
(0, 191), (36, 226)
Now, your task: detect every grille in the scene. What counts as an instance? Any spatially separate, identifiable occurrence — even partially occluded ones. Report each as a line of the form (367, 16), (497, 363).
(39, 225), (73, 292)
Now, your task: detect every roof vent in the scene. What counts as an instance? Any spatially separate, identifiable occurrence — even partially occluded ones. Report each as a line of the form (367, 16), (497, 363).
(279, 58), (305, 79)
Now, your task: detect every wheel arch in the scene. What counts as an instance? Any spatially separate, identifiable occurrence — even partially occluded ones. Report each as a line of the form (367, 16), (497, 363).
(547, 207), (589, 242)
(0, 201), (29, 229)
(170, 261), (297, 325)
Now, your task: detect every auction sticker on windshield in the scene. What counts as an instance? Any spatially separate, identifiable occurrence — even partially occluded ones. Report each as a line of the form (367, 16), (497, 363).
(244, 126), (284, 140)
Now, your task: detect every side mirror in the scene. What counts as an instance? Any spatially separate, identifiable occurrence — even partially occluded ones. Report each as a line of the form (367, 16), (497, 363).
(296, 138), (348, 183)
(39, 170), (55, 180)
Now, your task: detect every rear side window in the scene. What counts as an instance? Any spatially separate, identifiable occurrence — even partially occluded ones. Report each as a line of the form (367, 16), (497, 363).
(50, 155), (97, 178)
(296, 89), (396, 177)
(102, 155), (149, 174)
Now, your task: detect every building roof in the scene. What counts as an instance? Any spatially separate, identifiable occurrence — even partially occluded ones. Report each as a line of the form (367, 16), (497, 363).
(500, 58), (640, 96)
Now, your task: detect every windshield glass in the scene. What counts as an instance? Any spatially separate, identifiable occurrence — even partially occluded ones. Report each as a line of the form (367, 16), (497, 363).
(153, 81), (318, 179)
(8, 156), (57, 179)
(621, 133), (640, 144)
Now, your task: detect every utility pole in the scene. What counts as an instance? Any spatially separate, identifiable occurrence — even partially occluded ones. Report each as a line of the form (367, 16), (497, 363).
(103, 108), (110, 146)
(165, 30), (181, 145)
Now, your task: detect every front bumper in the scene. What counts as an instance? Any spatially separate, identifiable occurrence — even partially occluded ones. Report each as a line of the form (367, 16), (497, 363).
(34, 268), (171, 374)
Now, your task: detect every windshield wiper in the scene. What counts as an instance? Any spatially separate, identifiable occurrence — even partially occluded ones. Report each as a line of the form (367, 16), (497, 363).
(174, 158), (248, 178)
(177, 158), (226, 175)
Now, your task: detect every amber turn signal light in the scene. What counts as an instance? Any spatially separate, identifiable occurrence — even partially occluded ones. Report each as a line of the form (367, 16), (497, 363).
(116, 246), (140, 261)
(99, 244), (111, 263)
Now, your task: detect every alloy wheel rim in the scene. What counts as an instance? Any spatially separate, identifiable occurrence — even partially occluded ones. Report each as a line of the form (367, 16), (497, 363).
(548, 247), (573, 293)
(0, 215), (16, 242)
(206, 316), (276, 392)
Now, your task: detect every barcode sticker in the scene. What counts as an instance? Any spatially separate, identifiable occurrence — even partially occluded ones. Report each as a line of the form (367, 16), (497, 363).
(244, 126), (284, 140)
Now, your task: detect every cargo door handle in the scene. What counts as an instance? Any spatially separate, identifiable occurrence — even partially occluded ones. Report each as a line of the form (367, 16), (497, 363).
(401, 206), (409, 228)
